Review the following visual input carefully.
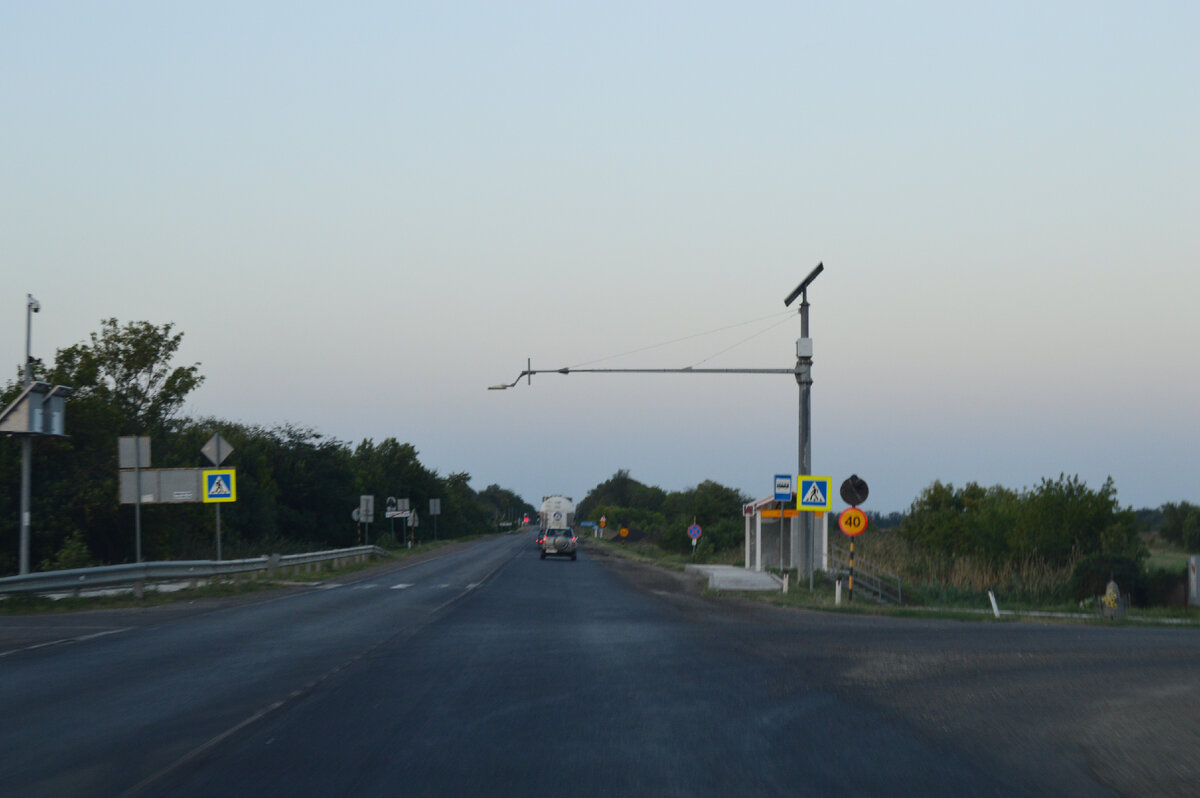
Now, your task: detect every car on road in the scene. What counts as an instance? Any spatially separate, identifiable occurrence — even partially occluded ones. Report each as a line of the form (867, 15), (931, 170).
(540, 528), (577, 560)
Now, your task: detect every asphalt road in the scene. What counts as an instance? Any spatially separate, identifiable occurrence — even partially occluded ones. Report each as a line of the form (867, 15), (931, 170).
(2, 533), (1197, 797)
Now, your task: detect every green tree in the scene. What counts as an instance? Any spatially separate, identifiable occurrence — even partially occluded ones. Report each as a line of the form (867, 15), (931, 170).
(1160, 502), (1200, 550)
(50, 319), (203, 434)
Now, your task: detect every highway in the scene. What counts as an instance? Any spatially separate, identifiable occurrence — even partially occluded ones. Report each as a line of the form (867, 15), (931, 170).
(2, 531), (1198, 797)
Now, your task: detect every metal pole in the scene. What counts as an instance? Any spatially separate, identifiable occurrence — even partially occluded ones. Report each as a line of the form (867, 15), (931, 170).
(135, 439), (143, 563)
(19, 439), (31, 575)
(778, 500), (784, 574)
(214, 437), (222, 560)
(797, 291), (814, 591)
(18, 295), (35, 574)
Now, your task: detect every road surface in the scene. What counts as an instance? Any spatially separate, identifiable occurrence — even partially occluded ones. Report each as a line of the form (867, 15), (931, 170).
(1, 532), (1197, 797)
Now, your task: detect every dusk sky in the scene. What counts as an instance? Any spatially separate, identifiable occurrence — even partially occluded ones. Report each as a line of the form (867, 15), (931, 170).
(4, 2), (1197, 513)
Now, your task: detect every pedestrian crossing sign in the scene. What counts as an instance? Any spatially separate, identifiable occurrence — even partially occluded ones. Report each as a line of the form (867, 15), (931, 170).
(203, 469), (237, 503)
(797, 476), (831, 512)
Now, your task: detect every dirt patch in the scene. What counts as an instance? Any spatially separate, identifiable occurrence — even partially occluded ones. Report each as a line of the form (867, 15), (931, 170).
(584, 543), (706, 597)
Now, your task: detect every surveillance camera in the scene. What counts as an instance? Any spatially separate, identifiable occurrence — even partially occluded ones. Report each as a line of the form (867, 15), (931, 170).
(29, 299), (41, 313)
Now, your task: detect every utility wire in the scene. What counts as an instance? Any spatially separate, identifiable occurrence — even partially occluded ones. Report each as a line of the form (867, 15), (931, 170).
(568, 309), (794, 369)
(686, 313), (797, 368)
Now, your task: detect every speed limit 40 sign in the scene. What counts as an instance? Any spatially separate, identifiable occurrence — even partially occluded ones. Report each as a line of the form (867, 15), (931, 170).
(838, 507), (868, 536)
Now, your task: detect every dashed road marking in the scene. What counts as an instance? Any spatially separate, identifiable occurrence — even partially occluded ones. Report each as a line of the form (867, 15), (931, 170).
(0, 628), (131, 658)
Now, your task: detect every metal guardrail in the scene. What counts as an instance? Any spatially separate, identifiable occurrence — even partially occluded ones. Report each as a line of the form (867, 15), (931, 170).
(0, 545), (389, 596)
(827, 543), (903, 605)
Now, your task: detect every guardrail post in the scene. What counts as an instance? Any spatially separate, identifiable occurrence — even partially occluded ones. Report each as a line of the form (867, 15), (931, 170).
(268, 553), (280, 577)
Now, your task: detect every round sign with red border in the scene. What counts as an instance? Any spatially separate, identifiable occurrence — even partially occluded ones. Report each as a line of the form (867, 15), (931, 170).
(687, 524), (702, 540)
(619, 526), (629, 538)
(838, 507), (868, 536)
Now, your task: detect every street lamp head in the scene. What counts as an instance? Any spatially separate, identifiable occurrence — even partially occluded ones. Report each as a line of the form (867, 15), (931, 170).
(487, 384), (510, 391)
(784, 262), (824, 307)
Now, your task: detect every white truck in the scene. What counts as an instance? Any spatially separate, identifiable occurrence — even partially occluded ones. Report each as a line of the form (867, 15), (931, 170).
(538, 495), (575, 534)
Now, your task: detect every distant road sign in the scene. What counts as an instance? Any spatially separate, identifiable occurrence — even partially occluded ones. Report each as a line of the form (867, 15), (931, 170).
(798, 476), (832, 512)
(201, 433), (233, 466)
(599, 516), (607, 528)
(619, 526), (629, 538)
(838, 507), (868, 536)
(202, 469), (236, 503)
(118, 436), (151, 469)
(774, 474), (793, 502)
(687, 524), (702, 540)
(840, 475), (869, 507)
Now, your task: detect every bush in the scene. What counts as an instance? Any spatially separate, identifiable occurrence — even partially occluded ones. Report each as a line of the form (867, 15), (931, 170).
(37, 529), (94, 572)
(1140, 566), (1188, 607)
(1068, 554), (1142, 602)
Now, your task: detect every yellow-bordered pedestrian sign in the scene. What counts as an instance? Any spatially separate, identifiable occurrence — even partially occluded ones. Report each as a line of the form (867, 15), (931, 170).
(202, 469), (237, 503)
(797, 475), (832, 512)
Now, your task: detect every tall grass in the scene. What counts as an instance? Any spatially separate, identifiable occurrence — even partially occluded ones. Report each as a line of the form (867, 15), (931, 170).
(850, 533), (1077, 606)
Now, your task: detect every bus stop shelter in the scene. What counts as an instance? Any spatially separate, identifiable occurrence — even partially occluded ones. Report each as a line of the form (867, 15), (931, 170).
(744, 496), (828, 574)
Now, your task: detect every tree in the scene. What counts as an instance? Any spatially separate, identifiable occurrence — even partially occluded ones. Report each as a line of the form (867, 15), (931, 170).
(50, 319), (203, 434)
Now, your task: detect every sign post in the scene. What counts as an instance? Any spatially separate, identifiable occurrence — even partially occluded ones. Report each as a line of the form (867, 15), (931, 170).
(359, 495), (374, 545)
(687, 520), (702, 561)
(774, 474), (793, 574)
(429, 498), (441, 540)
(837, 475), (870, 603)
(119, 436), (152, 563)
(201, 434), (234, 560)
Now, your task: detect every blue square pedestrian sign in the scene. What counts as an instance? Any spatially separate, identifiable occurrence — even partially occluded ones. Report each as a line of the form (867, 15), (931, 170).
(203, 469), (237, 503)
(797, 476), (831, 512)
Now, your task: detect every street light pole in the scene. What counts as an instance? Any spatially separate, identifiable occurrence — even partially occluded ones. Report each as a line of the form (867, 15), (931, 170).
(490, 265), (826, 586)
(785, 264), (822, 591)
(19, 294), (40, 575)
(796, 293), (814, 590)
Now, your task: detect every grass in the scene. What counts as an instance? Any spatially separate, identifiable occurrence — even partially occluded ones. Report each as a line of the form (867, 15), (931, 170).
(1145, 538), (1193, 571)
(587, 533), (1200, 626)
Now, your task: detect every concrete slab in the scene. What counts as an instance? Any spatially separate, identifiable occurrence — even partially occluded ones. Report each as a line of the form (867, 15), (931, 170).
(685, 565), (782, 592)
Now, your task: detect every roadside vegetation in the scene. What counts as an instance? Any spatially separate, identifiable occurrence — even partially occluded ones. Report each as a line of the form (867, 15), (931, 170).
(4, 319), (1195, 620)
(578, 469), (1196, 614)
(0, 319), (533, 575)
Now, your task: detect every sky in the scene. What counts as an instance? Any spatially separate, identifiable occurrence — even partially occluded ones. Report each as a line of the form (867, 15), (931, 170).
(3, 1), (1198, 514)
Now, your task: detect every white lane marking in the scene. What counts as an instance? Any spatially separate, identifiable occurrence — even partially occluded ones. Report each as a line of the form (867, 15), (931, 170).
(466, 583), (480, 590)
(437, 583), (450, 589)
(390, 583), (413, 590)
(0, 628), (131, 658)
